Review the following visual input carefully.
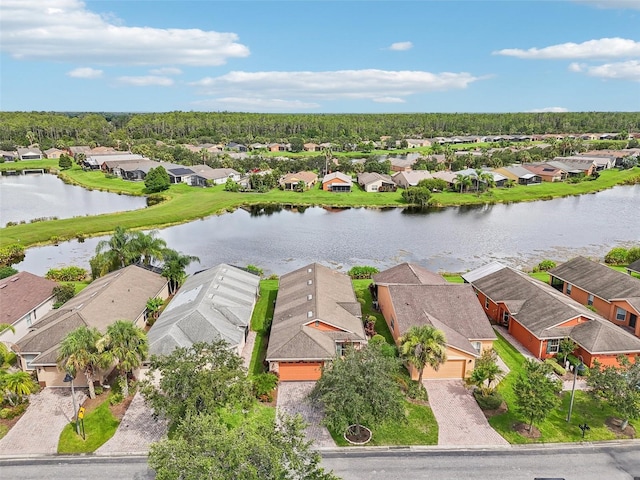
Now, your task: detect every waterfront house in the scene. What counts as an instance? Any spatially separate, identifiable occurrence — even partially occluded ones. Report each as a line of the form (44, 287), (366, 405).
(190, 165), (241, 186)
(357, 172), (397, 192)
(322, 171), (352, 192)
(17, 147), (43, 160)
(279, 171), (318, 190)
(43, 148), (65, 159)
(391, 170), (433, 188)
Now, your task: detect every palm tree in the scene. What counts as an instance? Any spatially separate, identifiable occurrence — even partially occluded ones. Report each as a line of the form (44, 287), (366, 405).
(102, 320), (148, 398)
(399, 325), (447, 384)
(130, 230), (167, 267)
(161, 249), (200, 294)
(454, 173), (472, 193)
(57, 326), (109, 399)
(478, 171), (495, 191)
(145, 297), (164, 325)
(1, 371), (37, 406)
(95, 226), (135, 272)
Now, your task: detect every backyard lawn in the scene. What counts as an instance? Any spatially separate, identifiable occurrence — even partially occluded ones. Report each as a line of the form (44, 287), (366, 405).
(248, 279), (278, 376)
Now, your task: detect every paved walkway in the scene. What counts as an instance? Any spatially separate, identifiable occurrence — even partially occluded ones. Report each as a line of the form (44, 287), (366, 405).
(95, 392), (168, 455)
(241, 330), (257, 371)
(423, 380), (509, 447)
(276, 382), (335, 448)
(0, 388), (87, 456)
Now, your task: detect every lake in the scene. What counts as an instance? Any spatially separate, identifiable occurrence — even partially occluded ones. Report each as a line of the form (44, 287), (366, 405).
(12, 184), (640, 277)
(0, 173), (147, 227)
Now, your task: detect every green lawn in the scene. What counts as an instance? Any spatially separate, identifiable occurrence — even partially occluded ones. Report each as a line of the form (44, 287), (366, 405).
(0, 424), (8, 440)
(248, 279), (278, 376)
(490, 330), (640, 443)
(57, 400), (120, 453)
(352, 279), (395, 345)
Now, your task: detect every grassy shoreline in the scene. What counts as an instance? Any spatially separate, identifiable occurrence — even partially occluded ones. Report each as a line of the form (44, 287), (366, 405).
(1, 161), (638, 249)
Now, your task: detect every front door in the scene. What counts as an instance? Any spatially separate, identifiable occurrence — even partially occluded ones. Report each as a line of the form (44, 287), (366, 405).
(630, 314), (637, 329)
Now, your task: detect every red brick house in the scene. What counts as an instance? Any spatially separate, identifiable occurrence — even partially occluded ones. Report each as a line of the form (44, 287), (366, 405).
(322, 172), (352, 192)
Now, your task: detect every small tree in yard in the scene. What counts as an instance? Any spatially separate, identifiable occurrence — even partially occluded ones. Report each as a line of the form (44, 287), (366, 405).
(587, 355), (640, 430)
(467, 348), (503, 396)
(558, 337), (577, 365)
(144, 166), (170, 193)
(310, 342), (405, 439)
(513, 359), (562, 432)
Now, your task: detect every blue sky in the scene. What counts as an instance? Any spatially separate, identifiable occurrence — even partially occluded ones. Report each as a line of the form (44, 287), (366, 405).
(1, 0), (639, 113)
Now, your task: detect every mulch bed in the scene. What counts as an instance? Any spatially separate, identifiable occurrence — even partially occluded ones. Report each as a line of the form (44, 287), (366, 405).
(481, 401), (508, 420)
(80, 390), (135, 422)
(605, 417), (636, 439)
(514, 422), (541, 439)
(345, 425), (372, 444)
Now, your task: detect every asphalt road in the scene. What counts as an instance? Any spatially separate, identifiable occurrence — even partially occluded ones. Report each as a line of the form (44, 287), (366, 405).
(0, 444), (638, 480)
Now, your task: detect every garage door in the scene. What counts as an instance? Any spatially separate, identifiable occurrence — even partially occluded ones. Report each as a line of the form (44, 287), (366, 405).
(278, 362), (323, 381)
(423, 360), (467, 379)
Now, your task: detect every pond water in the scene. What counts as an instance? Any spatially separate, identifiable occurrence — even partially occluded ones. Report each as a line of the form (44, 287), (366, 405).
(13, 184), (640, 277)
(0, 173), (147, 227)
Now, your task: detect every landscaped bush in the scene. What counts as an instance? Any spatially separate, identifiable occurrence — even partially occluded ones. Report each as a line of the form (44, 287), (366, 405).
(533, 260), (557, 272)
(46, 266), (87, 282)
(146, 193), (167, 207)
(108, 392), (124, 406)
(347, 266), (380, 279)
(567, 354), (590, 376)
(52, 284), (75, 307)
(545, 358), (566, 376)
(604, 247), (629, 265)
(251, 372), (278, 402)
(0, 403), (27, 419)
(368, 334), (397, 358)
(406, 380), (429, 402)
(473, 389), (503, 410)
(245, 264), (264, 277)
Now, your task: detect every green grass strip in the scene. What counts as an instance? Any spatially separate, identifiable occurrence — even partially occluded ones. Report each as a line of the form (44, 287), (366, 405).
(57, 400), (119, 453)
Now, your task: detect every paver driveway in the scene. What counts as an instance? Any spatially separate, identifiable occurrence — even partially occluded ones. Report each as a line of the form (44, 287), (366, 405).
(276, 382), (335, 448)
(424, 379), (508, 447)
(0, 388), (87, 456)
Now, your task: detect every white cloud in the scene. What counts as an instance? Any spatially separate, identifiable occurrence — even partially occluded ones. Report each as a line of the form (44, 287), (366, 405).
(67, 67), (103, 79)
(494, 38), (640, 60)
(192, 97), (320, 111)
(117, 76), (174, 87)
(373, 97), (406, 103)
(573, 0), (640, 10)
(526, 107), (569, 113)
(149, 67), (182, 76)
(190, 69), (482, 104)
(388, 41), (413, 51)
(0, 0), (250, 66)
(568, 62), (584, 72)
(575, 60), (640, 81)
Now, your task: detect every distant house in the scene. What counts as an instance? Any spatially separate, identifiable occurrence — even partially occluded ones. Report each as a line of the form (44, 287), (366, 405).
(522, 163), (567, 182)
(357, 172), (396, 192)
(266, 263), (367, 381)
(627, 259), (640, 276)
(148, 264), (260, 357)
(166, 167), (194, 184)
(15, 265), (169, 388)
(96, 154), (147, 173)
(429, 170), (458, 187)
(0, 272), (58, 346)
(267, 143), (287, 152)
(322, 171), (352, 192)
(466, 263), (640, 368)
(391, 170), (433, 189)
(44, 148), (65, 159)
(494, 165), (542, 185)
(16, 147), (43, 160)
(389, 157), (417, 172)
(190, 166), (241, 186)
(372, 263), (496, 379)
(226, 142), (247, 152)
(69, 146), (92, 158)
(304, 143), (319, 152)
(116, 159), (162, 180)
(548, 157), (596, 177)
(279, 171), (318, 190)
(0, 151), (17, 161)
(548, 257), (640, 339)
(406, 139), (432, 148)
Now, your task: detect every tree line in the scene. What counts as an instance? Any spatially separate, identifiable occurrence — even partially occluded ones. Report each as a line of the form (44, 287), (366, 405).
(1, 111), (638, 150)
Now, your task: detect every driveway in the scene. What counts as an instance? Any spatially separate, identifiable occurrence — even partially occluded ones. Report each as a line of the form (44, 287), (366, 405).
(423, 379), (508, 447)
(276, 382), (335, 448)
(0, 388), (87, 456)
(95, 392), (168, 455)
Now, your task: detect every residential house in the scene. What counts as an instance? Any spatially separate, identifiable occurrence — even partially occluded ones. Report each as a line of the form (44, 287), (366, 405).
(372, 263), (496, 379)
(90, 146), (117, 155)
(249, 143), (267, 151)
(267, 143), (287, 152)
(190, 165), (241, 186)
(389, 157), (417, 172)
(44, 148), (65, 159)
(465, 264), (640, 368)
(322, 172), (352, 192)
(279, 171), (318, 190)
(547, 157), (596, 177)
(226, 142), (247, 152)
(16, 147), (43, 160)
(266, 263), (367, 381)
(0, 151), (17, 161)
(147, 264), (260, 357)
(166, 167), (194, 184)
(627, 259), (640, 276)
(304, 143), (319, 152)
(391, 170), (433, 189)
(116, 159), (163, 180)
(548, 257), (640, 338)
(0, 272), (58, 346)
(494, 165), (542, 185)
(406, 139), (432, 148)
(69, 146), (92, 158)
(429, 170), (458, 187)
(357, 172), (397, 192)
(522, 163), (567, 182)
(15, 265), (169, 387)
(96, 154), (147, 173)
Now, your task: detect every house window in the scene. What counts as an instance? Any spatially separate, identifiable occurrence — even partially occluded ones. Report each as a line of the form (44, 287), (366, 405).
(547, 339), (559, 354)
(484, 297), (490, 309)
(336, 343), (346, 356)
(502, 311), (510, 324)
(587, 294), (594, 306)
(307, 311), (313, 318)
(472, 342), (482, 353)
(566, 284), (572, 295)
(615, 307), (626, 322)
(390, 317), (395, 331)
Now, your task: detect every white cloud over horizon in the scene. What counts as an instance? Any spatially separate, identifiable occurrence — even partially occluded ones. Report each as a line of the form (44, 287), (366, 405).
(570, 60), (640, 81)
(190, 69), (483, 105)
(149, 67), (183, 76)
(494, 38), (640, 60)
(67, 67), (103, 79)
(388, 41), (413, 51)
(191, 97), (320, 111)
(573, 0), (640, 10)
(116, 76), (174, 87)
(526, 107), (569, 113)
(0, 0), (250, 66)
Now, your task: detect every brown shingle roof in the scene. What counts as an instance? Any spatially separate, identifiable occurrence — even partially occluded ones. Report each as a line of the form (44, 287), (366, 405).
(549, 256), (640, 300)
(0, 272), (57, 325)
(374, 263), (447, 286)
(266, 263), (366, 361)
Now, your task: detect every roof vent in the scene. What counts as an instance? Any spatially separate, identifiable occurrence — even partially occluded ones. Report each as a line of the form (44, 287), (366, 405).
(10, 277), (19, 282)
(307, 268), (312, 273)
(307, 311), (313, 318)
(307, 294), (313, 300)
(0, 284), (6, 289)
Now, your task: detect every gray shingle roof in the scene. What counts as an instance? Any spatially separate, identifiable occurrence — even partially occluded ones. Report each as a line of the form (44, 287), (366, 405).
(0, 272), (57, 325)
(549, 256), (640, 300)
(628, 259), (640, 274)
(374, 263), (447, 286)
(266, 263), (366, 362)
(147, 264), (259, 356)
(387, 284), (496, 356)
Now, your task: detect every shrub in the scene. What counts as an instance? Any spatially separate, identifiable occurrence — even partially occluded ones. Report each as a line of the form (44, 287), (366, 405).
(545, 358), (566, 376)
(604, 247), (628, 265)
(267, 274), (279, 280)
(109, 392), (124, 406)
(567, 354), (590, 376)
(252, 372), (278, 402)
(533, 260), (556, 272)
(146, 193), (167, 207)
(93, 386), (104, 396)
(0, 266), (18, 279)
(473, 390), (503, 410)
(347, 266), (380, 279)
(245, 264), (264, 277)
(368, 335), (397, 358)
(52, 284), (75, 306)
(627, 246), (640, 264)
(406, 380), (429, 401)
(46, 266), (87, 282)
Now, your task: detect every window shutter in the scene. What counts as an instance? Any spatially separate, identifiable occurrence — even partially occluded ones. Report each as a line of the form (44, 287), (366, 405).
(546, 341), (552, 354)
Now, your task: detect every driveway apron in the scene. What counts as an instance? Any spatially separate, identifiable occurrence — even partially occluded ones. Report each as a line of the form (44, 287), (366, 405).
(424, 379), (508, 447)
(0, 388), (87, 456)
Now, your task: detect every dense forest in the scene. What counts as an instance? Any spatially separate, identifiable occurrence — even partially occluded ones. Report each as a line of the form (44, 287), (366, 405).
(0, 111), (638, 150)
